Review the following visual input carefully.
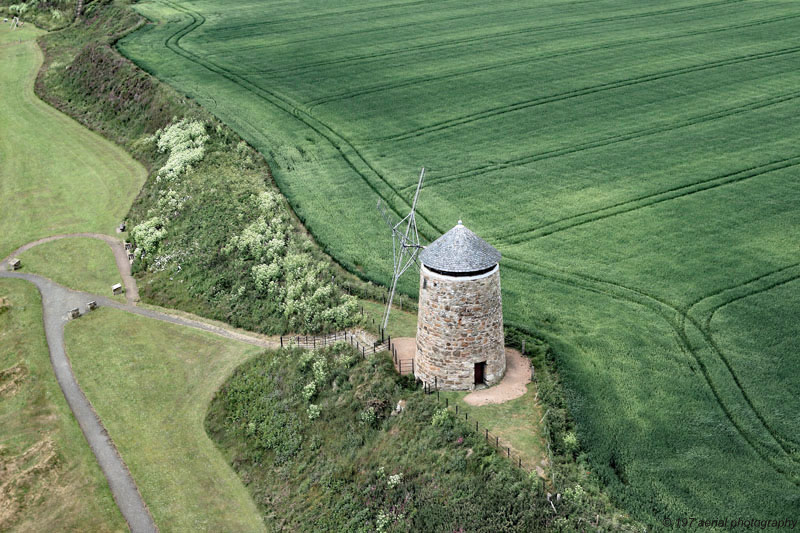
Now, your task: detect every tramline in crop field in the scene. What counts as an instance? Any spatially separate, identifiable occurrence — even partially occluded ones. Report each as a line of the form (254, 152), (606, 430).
(119, 0), (800, 524)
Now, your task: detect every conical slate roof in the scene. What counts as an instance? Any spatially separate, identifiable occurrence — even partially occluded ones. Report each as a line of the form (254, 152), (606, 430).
(420, 221), (501, 273)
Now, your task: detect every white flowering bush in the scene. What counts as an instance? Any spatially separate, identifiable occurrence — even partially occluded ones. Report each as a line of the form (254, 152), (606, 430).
(431, 408), (452, 427)
(130, 217), (166, 256)
(376, 510), (392, 533)
(131, 119), (210, 269)
(154, 119), (209, 182)
(307, 404), (321, 420)
(564, 483), (586, 503)
(563, 431), (579, 455)
(359, 406), (376, 426)
(386, 473), (403, 488)
(299, 349), (316, 371)
(312, 357), (328, 384)
(302, 382), (316, 402)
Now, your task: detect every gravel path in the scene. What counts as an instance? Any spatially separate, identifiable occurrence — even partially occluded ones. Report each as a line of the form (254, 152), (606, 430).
(0, 270), (158, 533)
(1, 236), (278, 532)
(3, 233), (139, 304)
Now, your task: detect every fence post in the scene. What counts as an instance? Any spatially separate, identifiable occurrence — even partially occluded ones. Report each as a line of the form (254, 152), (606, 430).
(434, 376), (437, 390)
(465, 412), (468, 421)
(522, 339), (525, 355)
(362, 346), (365, 358)
(507, 447), (510, 458)
(496, 436), (499, 447)
(314, 338), (316, 349)
(280, 336), (283, 348)
(485, 429), (488, 441)
(411, 358), (414, 375)
(445, 398), (448, 408)
(437, 390), (440, 402)
(519, 457), (522, 469)
(455, 405), (458, 415)
(475, 421), (478, 432)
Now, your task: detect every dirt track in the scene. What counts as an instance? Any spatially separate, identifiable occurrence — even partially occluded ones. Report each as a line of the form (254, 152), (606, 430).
(464, 348), (531, 405)
(391, 336), (531, 405)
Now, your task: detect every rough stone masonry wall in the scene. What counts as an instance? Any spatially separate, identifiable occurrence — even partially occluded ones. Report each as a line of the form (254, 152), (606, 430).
(415, 265), (505, 390)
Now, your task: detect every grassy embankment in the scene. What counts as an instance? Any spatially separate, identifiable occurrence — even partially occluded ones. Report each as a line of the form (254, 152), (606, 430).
(120, 0), (800, 525)
(64, 307), (266, 532)
(34, 0), (406, 336)
(206, 342), (639, 532)
(17, 238), (125, 301)
(0, 279), (126, 532)
(440, 384), (546, 474)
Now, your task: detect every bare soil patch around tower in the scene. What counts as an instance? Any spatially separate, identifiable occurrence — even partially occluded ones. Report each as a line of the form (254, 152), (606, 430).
(464, 348), (530, 406)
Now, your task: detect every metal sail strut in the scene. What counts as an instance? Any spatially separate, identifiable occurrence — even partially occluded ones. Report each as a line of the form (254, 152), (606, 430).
(377, 168), (425, 331)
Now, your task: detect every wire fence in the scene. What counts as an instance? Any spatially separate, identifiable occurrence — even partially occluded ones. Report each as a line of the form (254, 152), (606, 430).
(423, 384), (545, 488)
(281, 333), (549, 490)
(389, 340), (414, 375)
(279, 330), (390, 358)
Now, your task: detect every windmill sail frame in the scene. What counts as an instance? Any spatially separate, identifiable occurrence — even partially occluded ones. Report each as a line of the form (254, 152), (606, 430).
(377, 168), (425, 331)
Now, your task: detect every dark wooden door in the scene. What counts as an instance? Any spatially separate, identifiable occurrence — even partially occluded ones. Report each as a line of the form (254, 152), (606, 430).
(474, 362), (485, 385)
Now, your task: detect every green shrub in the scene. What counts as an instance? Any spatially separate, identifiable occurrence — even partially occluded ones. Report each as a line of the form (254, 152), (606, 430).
(206, 344), (641, 532)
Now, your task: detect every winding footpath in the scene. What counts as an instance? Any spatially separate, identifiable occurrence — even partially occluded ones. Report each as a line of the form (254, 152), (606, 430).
(0, 234), (277, 533)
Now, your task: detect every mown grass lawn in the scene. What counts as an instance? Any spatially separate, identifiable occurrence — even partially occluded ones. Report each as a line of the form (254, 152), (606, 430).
(441, 384), (546, 474)
(64, 308), (266, 532)
(120, 0), (800, 524)
(0, 279), (125, 532)
(0, 26), (145, 259)
(18, 237), (125, 300)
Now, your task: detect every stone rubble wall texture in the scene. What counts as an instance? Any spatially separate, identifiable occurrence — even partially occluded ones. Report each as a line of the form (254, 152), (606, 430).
(415, 265), (505, 390)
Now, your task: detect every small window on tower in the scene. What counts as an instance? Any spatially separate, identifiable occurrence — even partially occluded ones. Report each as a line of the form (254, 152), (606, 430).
(423, 279), (427, 289)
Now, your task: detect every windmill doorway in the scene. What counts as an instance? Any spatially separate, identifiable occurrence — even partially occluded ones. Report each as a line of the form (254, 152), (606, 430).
(474, 362), (486, 385)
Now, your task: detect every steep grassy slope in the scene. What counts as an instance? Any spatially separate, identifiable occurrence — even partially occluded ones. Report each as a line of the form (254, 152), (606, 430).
(119, 0), (800, 524)
(34, 1), (372, 334)
(206, 343), (638, 532)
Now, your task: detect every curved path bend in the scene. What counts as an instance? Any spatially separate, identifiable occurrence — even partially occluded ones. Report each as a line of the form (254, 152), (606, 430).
(4, 232), (139, 304)
(1, 234), (277, 533)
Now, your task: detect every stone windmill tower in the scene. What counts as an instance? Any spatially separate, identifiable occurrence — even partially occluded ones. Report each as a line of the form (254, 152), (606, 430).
(415, 221), (505, 390)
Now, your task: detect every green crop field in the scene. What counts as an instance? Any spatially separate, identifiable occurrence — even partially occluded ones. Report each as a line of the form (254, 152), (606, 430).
(119, 0), (800, 524)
